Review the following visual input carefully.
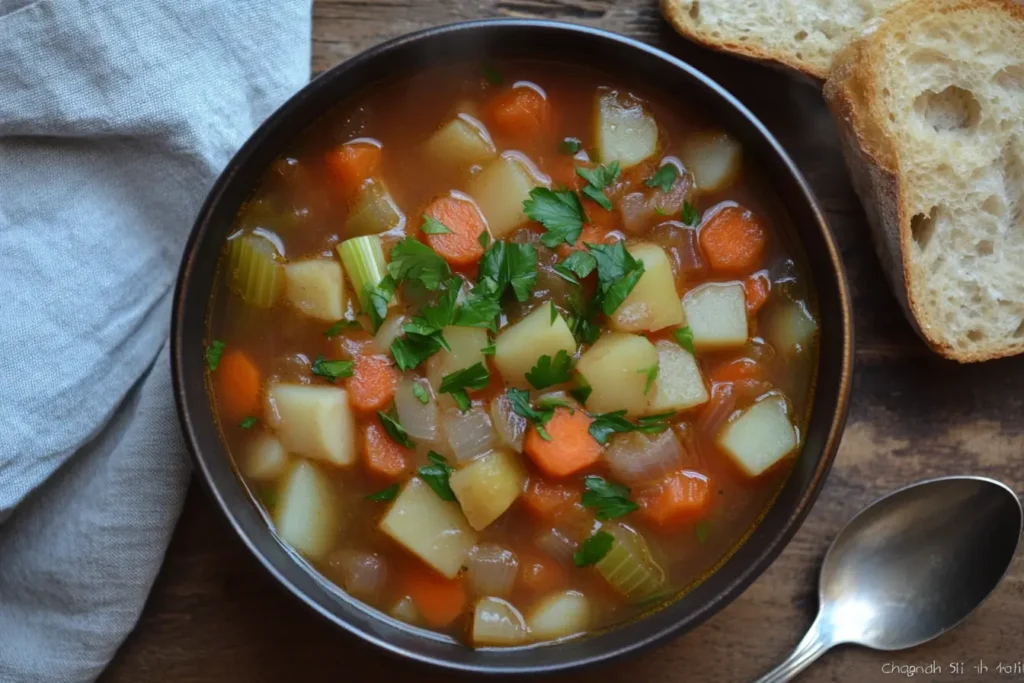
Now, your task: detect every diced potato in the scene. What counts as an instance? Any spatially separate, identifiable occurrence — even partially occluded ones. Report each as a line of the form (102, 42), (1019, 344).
(594, 89), (658, 169)
(283, 259), (346, 321)
(610, 244), (684, 332)
(494, 304), (577, 388)
(466, 152), (543, 238)
(450, 450), (527, 531)
(273, 461), (339, 560)
(379, 477), (478, 578)
(472, 597), (528, 647)
(767, 301), (818, 355)
(265, 383), (356, 467)
(680, 131), (743, 193)
(682, 282), (748, 350)
(424, 114), (497, 169)
(242, 433), (289, 481)
(527, 590), (591, 641)
(576, 332), (658, 416)
(718, 395), (798, 477)
(346, 179), (405, 237)
(426, 326), (489, 391)
(645, 341), (709, 414)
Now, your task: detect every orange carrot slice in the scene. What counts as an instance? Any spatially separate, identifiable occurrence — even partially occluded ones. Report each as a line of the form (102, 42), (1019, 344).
(361, 421), (410, 479)
(487, 85), (550, 142)
(403, 567), (468, 628)
(215, 349), (261, 422)
(324, 141), (381, 196)
(744, 271), (771, 315)
(420, 194), (486, 267)
(523, 408), (601, 478)
(637, 470), (712, 531)
(698, 205), (766, 275)
(346, 354), (398, 415)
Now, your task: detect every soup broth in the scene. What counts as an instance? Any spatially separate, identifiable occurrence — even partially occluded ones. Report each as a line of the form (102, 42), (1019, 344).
(205, 60), (819, 647)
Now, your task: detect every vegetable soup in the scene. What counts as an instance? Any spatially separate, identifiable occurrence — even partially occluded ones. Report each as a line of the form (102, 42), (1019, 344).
(205, 60), (819, 647)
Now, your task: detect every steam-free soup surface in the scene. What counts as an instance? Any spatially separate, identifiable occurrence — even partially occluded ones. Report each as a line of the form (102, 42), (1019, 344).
(206, 60), (818, 647)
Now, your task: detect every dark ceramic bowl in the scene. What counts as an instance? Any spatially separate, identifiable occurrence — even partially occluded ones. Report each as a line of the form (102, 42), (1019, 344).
(172, 18), (853, 675)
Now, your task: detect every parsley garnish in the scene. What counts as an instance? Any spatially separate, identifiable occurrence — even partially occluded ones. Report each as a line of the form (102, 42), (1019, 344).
(439, 362), (490, 412)
(411, 382), (430, 405)
(239, 416), (258, 429)
(582, 475), (639, 520)
(646, 163), (679, 193)
(641, 363), (659, 395)
(502, 242), (539, 303)
(324, 319), (362, 338)
(311, 355), (355, 383)
(559, 137), (582, 155)
(391, 334), (443, 372)
(696, 520), (710, 544)
(523, 188), (585, 248)
(479, 230), (491, 248)
(421, 214), (451, 235)
(574, 530), (615, 567)
(506, 388), (555, 441)
(206, 340), (225, 371)
(481, 342), (496, 356)
(418, 452), (456, 501)
(681, 201), (701, 226)
(587, 241), (646, 316)
(576, 162), (620, 211)
(588, 410), (674, 445)
(364, 276), (397, 332)
(570, 375), (592, 405)
(674, 326), (696, 354)
(378, 410), (414, 448)
(387, 238), (451, 291)
(366, 483), (400, 502)
(482, 63), (503, 86)
(525, 349), (574, 390)
(453, 239), (537, 330)
(553, 250), (597, 284)
(654, 206), (668, 216)
(391, 277), (462, 370)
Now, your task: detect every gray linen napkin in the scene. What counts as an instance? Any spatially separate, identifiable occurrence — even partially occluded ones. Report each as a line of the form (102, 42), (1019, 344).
(0, 1), (311, 680)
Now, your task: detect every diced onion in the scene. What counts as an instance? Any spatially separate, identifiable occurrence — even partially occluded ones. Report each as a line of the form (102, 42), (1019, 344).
(330, 550), (388, 601)
(390, 596), (420, 624)
(489, 394), (526, 453)
(527, 590), (591, 641)
(394, 376), (439, 442)
(372, 312), (406, 354)
(472, 597), (528, 647)
(603, 430), (684, 487)
(534, 527), (578, 566)
(649, 221), (707, 279)
(697, 382), (737, 438)
(466, 543), (519, 598)
(242, 434), (289, 481)
(680, 131), (743, 193)
(443, 407), (495, 462)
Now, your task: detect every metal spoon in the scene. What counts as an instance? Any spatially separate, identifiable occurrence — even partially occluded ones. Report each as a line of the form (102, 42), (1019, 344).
(757, 475), (1022, 682)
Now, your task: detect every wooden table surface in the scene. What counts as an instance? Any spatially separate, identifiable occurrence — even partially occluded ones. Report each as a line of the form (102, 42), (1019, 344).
(101, 1), (1024, 681)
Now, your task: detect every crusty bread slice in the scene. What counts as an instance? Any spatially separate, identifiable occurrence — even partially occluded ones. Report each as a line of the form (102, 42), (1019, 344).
(660, 0), (904, 79)
(824, 0), (1024, 362)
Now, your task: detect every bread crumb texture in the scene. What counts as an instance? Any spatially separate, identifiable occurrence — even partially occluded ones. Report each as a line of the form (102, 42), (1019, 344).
(827, 0), (1024, 361)
(661, 0), (903, 77)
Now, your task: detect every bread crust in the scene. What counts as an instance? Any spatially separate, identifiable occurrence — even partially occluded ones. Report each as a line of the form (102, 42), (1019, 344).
(824, 0), (1024, 362)
(660, 0), (830, 79)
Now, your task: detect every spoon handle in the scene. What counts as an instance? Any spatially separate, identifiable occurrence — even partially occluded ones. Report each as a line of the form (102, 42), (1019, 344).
(754, 613), (833, 683)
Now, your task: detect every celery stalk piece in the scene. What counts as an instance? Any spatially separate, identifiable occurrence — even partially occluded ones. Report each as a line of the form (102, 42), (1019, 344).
(594, 524), (666, 601)
(226, 232), (284, 308)
(346, 179), (405, 237)
(337, 235), (389, 313)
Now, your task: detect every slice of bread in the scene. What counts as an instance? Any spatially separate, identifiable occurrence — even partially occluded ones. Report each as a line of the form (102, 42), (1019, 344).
(660, 0), (903, 79)
(824, 0), (1024, 362)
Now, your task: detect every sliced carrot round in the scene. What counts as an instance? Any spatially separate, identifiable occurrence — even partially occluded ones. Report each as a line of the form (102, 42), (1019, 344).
(403, 567), (468, 628)
(360, 421), (410, 479)
(346, 354), (398, 414)
(215, 349), (262, 422)
(420, 194), (486, 267)
(637, 470), (712, 531)
(324, 140), (381, 197)
(487, 84), (550, 142)
(744, 271), (771, 315)
(698, 205), (766, 275)
(524, 407), (601, 478)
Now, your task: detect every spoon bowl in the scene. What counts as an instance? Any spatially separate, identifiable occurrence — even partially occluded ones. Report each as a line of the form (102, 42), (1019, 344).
(758, 476), (1022, 682)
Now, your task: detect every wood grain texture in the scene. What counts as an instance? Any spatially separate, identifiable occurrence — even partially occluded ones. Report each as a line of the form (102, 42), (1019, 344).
(101, 1), (1024, 681)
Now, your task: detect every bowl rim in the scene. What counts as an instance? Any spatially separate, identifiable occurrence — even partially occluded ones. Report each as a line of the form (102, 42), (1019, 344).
(171, 17), (854, 674)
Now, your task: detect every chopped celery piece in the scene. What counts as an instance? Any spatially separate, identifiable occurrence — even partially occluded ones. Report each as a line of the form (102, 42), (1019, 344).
(346, 178), (405, 237)
(226, 232), (284, 308)
(337, 235), (389, 313)
(594, 524), (666, 601)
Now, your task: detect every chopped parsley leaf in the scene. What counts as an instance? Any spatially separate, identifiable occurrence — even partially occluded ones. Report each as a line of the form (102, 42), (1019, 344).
(418, 452), (456, 501)
(324, 319), (362, 338)
(582, 184), (612, 211)
(525, 349), (574, 390)
(646, 163), (679, 193)
(523, 188), (585, 248)
(482, 63), (503, 86)
(411, 382), (430, 405)
(574, 530), (615, 567)
(554, 250), (597, 284)
(378, 410), (415, 448)
(239, 416), (258, 429)
(587, 241), (646, 316)
(588, 409), (674, 445)
(582, 475), (639, 520)
(206, 339), (225, 371)
(364, 275), (397, 332)
(311, 355), (355, 383)
(575, 162), (620, 190)
(641, 363), (659, 395)
(673, 326), (695, 354)
(387, 237), (451, 290)
(391, 333), (443, 372)
(506, 388), (555, 441)
(479, 230), (491, 248)
(559, 137), (582, 155)
(681, 201), (701, 227)
(570, 375), (592, 405)
(439, 362), (490, 412)
(366, 483), (400, 502)
(481, 342), (496, 356)
(421, 214), (451, 234)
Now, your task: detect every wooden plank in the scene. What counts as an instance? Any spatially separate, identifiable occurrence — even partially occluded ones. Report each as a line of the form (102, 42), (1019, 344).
(100, 1), (1024, 682)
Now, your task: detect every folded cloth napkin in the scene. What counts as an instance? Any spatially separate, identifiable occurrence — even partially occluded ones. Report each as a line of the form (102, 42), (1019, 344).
(0, 1), (311, 680)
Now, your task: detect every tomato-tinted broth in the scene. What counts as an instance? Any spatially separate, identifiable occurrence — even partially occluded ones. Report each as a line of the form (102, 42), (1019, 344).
(206, 59), (818, 647)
